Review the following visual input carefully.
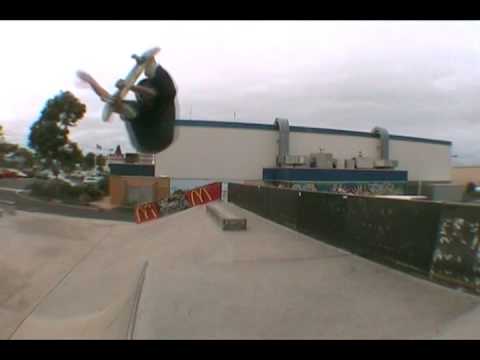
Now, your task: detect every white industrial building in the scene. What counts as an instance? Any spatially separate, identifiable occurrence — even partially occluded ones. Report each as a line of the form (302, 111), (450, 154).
(155, 119), (452, 192)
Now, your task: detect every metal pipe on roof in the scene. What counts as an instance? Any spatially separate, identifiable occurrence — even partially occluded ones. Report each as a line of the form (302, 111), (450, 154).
(372, 126), (390, 161)
(274, 118), (290, 167)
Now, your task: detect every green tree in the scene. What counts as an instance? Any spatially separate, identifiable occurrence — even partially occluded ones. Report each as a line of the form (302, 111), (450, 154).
(83, 152), (95, 170)
(58, 142), (84, 173)
(0, 125), (18, 165)
(14, 147), (35, 168)
(28, 91), (86, 171)
(96, 154), (106, 168)
(0, 125), (17, 155)
(0, 125), (5, 163)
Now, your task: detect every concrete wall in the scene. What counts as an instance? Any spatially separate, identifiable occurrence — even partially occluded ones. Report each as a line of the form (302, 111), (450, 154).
(451, 166), (480, 185)
(424, 184), (465, 202)
(155, 121), (452, 182)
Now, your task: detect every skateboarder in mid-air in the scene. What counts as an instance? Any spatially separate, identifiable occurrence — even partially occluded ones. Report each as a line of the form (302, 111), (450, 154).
(77, 55), (177, 154)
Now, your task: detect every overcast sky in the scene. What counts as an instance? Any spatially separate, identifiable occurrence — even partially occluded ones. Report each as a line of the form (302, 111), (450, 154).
(1, 20), (480, 164)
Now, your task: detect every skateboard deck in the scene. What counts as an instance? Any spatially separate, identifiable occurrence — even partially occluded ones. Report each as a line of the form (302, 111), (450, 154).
(101, 47), (161, 122)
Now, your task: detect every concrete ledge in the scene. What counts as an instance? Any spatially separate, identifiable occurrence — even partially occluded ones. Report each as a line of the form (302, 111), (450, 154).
(0, 199), (16, 215)
(206, 201), (247, 231)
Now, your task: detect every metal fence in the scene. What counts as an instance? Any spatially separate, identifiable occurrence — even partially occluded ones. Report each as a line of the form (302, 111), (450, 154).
(228, 183), (480, 292)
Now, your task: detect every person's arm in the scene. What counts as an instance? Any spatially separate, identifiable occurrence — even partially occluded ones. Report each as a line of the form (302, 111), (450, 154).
(115, 80), (157, 99)
(130, 84), (157, 98)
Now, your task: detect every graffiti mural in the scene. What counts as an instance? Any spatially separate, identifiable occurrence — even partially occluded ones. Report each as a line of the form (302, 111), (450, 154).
(327, 182), (404, 195)
(290, 183), (317, 192)
(431, 215), (480, 292)
(269, 181), (405, 195)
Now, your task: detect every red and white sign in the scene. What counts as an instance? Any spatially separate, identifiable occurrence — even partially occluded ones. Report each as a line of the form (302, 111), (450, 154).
(134, 202), (161, 224)
(185, 182), (222, 207)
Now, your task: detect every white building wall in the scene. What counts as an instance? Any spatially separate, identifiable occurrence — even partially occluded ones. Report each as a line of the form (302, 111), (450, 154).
(155, 126), (277, 180)
(389, 140), (451, 182)
(155, 124), (452, 182)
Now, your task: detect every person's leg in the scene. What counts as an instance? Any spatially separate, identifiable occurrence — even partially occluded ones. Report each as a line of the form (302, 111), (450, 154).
(77, 71), (140, 118)
(77, 71), (111, 102)
(118, 100), (139, 121)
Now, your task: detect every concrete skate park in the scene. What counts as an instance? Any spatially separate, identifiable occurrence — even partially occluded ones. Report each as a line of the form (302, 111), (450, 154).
(2, 119), (480, 339)
(2, 194), (480, 340)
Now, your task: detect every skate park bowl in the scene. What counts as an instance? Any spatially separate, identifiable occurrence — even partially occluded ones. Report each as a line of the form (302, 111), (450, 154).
(2, 199), (480, 339)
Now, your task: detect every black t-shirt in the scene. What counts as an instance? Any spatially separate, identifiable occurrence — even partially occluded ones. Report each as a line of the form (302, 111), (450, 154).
(126, 65), (177, 154)
(137, 65), (177, 113)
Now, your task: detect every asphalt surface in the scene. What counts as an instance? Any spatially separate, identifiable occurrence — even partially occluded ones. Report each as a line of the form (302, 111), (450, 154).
(0, 178), (37, 190)
(0, 179), (133, 223)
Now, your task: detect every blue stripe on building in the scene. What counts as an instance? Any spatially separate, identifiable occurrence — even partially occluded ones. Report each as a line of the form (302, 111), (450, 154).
(175, 119), (451, 146)
(263, 168), (408, 182)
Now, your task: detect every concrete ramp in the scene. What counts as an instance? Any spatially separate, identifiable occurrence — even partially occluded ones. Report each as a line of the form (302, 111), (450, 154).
(2, 206), (480, 339)
(0, 212), (117, 339)
(131, 205), (480, 339)
(12, 261), (148, 339)
(432, 304), (480, 339)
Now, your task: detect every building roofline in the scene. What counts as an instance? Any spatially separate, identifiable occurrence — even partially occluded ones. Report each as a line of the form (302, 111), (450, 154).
(175, 119), (452, 146)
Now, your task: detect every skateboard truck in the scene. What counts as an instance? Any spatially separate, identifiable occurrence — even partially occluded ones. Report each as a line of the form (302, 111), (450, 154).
(132, 54), (146, 65)
(115, 79), (126, 90)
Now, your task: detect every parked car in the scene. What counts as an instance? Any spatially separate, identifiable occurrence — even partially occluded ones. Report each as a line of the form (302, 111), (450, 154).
(10, 169), (28, 178)
(83, 176), (103, 184)
(0, 168), (27, 178)
(70, 170), (87, 179)
(57, 175), (78, 187)
(35, 169), (55, 180)
(21, 168), (35, 178)
(0, 169), (13, 178)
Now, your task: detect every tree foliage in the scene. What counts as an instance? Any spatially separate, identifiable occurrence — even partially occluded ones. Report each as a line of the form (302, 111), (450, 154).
(96, 154), (106, 167)
(83, 152), (96, 170)
(58, 143), (84, 173)
(14, 147), (34, 168)
(28, 91), (86, 170)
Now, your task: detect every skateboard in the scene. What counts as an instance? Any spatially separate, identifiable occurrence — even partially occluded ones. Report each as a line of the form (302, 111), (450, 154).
(101, 47), (161, 122)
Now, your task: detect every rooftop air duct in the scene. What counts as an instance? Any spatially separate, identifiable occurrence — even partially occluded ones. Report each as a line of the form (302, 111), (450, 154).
(372, 126), (390, 161)
(371, 126), (398, 168)
(274, 118), (290, 167)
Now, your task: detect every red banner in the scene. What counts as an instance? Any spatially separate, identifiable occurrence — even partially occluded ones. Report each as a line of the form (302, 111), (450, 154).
(134, 202), (161, 224)
(185, 182), (222, 207)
